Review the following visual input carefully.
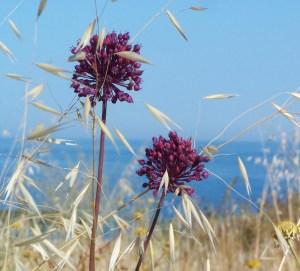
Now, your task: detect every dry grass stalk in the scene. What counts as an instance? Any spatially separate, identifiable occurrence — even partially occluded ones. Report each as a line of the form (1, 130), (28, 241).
(146, 103), (182, 130)
(8, 19), (22, 39)
(114, 129), (136, 156)
(31, 102), (61, 116)
(237, 157), (252, 196)
(203, 93), (238, 100)
(115, 51), (151, 64)
(165, 9), (188, 41)
(27, 84), (44, 99)
(37, 0), (47, 18)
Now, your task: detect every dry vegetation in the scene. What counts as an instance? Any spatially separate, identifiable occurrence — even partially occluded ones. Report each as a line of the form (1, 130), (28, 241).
(1, 133), (300, 271)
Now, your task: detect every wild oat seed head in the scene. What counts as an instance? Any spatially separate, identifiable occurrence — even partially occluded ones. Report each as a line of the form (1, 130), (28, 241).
(135, 226), (147, 238)
(133, 211), (144, 221)
(276, 220), (300, 241)
(245, 259), (261, 269)
(137, 131), (209, 196)
(70, 32), (143, 105)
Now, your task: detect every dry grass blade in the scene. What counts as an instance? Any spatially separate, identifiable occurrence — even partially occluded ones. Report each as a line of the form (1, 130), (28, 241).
(0, 40), (15, 61)
(36, 63), (69, 79)
(68, 51), (86, 62)
(116, 239), (136, 265)
(203, 145), (218, 157)
(22, 154), (51, 168)
(27, 84), (44, 99)
(114, 129), (136, 155)
(169, 223), (176, 263)
(113, 214), (129, 231)
(66, 207), (78, 240)
(31, 243), (49, 261)
(182, 194), (192, 227)
(290, 92), (300, 100)
(109, 233), (122, 271)
(73, 182), (90, 208)
(8, 19), (22, 39)
(55, 178), (67, 191)
(77, 19), (96, 50)
(206, 145), (218, 154)
(158, 169), (169, 194)
(65, 162), (80, 188)
(146, 103), (182, 130)
(5, 73), (29, 82)
(84, 97), (91, 124)
(97, 27), (106, 50)
(36, 63), (66, 73)
(115, 51), (151, 64)
(188, 198), (205, 231)
(203, 93), (238, 100)
(56, 240), (79, 271)
(272, 103), (294, 120)
(5, 159), (25, 201)
(173, 206), (190, 229)
(80, 218), (91, 238)
(199, 209), (216, 238)
(14, 228), (56, 246)
(237, 157), (252, 196)
(45, 138), (76, 145)
(165, 9), (188, 41)
(26, 123), (62, 140)
(199, 209), (216, 251)
(97, 116), (118, 151)
(19, 182), (43, 219)
(15, 259), (26, 271)
(23, 175), (42, 192)
(206, 257), (211, 271)
(190, 6), (207, 11)
(37, 0), (47, 18)
(31, 102), (61, 116)
(43, 240), (76, 270)
(273, 224), (289, 254)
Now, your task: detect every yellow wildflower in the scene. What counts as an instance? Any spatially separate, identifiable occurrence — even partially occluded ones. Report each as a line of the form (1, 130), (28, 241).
(276, 220), (300, 241)
(245, 258), (261, 269)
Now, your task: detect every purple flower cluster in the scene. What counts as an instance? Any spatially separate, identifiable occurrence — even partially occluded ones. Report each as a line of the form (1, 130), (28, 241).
(70, 32), (143, 105)
(137, 131), (209, 196)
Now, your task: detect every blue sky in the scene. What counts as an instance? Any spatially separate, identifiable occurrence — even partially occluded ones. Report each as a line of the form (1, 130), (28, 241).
(1, 0), (300, 141)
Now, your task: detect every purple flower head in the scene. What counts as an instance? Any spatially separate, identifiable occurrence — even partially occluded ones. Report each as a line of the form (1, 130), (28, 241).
(137, 131), (210, 196)
(70, 31), (144, 105)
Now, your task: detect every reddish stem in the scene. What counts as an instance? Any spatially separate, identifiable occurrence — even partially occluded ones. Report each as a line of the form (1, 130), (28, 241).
(135, 192), (165, 271)
(89, 100), (107, 271)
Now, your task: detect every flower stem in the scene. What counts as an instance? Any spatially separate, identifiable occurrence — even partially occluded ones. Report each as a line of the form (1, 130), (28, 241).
(89, 100), (107, 271)
(135, 192), (165, 271)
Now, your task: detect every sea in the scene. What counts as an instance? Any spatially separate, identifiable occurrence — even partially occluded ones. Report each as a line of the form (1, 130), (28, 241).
(0, 138), (285, 210)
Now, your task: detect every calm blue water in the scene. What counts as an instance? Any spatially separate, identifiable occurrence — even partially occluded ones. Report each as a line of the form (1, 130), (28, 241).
(0, 138), (279, 209)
